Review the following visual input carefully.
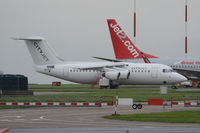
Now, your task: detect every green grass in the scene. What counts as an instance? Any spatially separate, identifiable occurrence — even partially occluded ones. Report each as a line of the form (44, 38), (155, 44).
(0, 107), (26, 109)
(29, 84), (163, 90)
(28, 84), (93, 89)
(1, 84), (200, 102)
(30, 87), (200, 102)
(103, 111), (200, 123)
(1, 84), (200, 103)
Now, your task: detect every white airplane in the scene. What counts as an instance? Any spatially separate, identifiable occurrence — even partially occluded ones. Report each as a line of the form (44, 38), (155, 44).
(14, 37), (186, 88)
(96, 19), (200, 83)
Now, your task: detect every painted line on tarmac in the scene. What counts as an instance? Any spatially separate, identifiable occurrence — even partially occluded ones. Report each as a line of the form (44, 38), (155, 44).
(32, 116), (49, 121)
(0, 115), (24, 119)
(0, 120), (12, 122)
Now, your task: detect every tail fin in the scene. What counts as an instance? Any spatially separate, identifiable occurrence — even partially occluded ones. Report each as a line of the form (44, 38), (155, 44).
(107, 19), (158, 59)
(13, 37), (63, 65)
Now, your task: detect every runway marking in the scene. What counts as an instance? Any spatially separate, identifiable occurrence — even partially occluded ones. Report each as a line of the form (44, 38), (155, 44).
(0, 115), (24, 118)
(16, 116), (23, 119)
(32, 116), (48, 121)
(0, 115), (49, 122)
(0, 119), (12, 122)
(40, 116), (48, 120)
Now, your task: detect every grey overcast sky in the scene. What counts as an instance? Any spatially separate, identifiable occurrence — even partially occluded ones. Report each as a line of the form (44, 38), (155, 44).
(0, 0), (200, 84)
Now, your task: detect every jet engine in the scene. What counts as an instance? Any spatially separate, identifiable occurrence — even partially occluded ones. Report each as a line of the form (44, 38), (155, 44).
(118, 70), (130, 80)
(104, 70), (130, 80)
(104, 71), (120, 80)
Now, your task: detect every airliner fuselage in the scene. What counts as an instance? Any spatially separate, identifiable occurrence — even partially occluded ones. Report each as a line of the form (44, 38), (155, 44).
(14, 36), (187, 88)
(35, 62), (186, 85)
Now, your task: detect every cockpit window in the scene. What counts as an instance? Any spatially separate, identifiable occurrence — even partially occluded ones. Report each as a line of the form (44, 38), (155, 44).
(163, 69), (174, 73)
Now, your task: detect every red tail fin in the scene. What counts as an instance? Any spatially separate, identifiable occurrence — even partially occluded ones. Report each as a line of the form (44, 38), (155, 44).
(107, 19), (158, 59)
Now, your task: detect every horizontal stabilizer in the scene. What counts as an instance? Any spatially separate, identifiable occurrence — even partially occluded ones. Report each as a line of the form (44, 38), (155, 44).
(143, 52), (158, 59)
(12, 37), (44, 41)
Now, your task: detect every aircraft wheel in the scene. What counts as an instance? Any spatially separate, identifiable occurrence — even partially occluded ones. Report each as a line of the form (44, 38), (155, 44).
(171, 86), (178, 89)
(109, 80), (119, 89)
(109, 85), (118, 89)
(137, 104), (143, 109)
(132, 104), (138, 109)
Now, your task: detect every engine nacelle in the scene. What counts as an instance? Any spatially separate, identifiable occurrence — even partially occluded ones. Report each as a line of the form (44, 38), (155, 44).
(118, 70), (130, 80)
(104, 70), (130, 80)
(104, 71), (120, 80)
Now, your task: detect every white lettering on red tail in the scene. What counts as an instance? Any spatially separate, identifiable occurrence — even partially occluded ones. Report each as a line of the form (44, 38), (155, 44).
(110, 23), (139, 58)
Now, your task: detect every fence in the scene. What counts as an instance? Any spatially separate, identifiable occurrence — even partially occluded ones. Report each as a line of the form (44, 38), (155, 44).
(0, 95), (114, 107)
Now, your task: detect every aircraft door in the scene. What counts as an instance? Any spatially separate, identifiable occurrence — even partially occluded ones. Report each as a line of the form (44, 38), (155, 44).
(63, 67), (70, 78)
(151, 67), (158, 78)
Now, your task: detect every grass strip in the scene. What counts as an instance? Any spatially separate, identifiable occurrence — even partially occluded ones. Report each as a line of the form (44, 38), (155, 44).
(0, 107), (27, 110)
(1, 88), (200, 102)
(103, 111), (200, 123)
(28, 84), (161, 89)
(30, 88), (200, 102)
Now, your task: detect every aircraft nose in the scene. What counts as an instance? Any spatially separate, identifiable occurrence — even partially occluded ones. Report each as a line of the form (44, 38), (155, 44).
(174, 73), (187, 83)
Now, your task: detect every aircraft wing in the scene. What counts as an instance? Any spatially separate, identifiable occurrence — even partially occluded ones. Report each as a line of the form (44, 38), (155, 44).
(77, 62), (128, 71)
(93, 56), (121, 62)
(174, 68), (200, 80)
